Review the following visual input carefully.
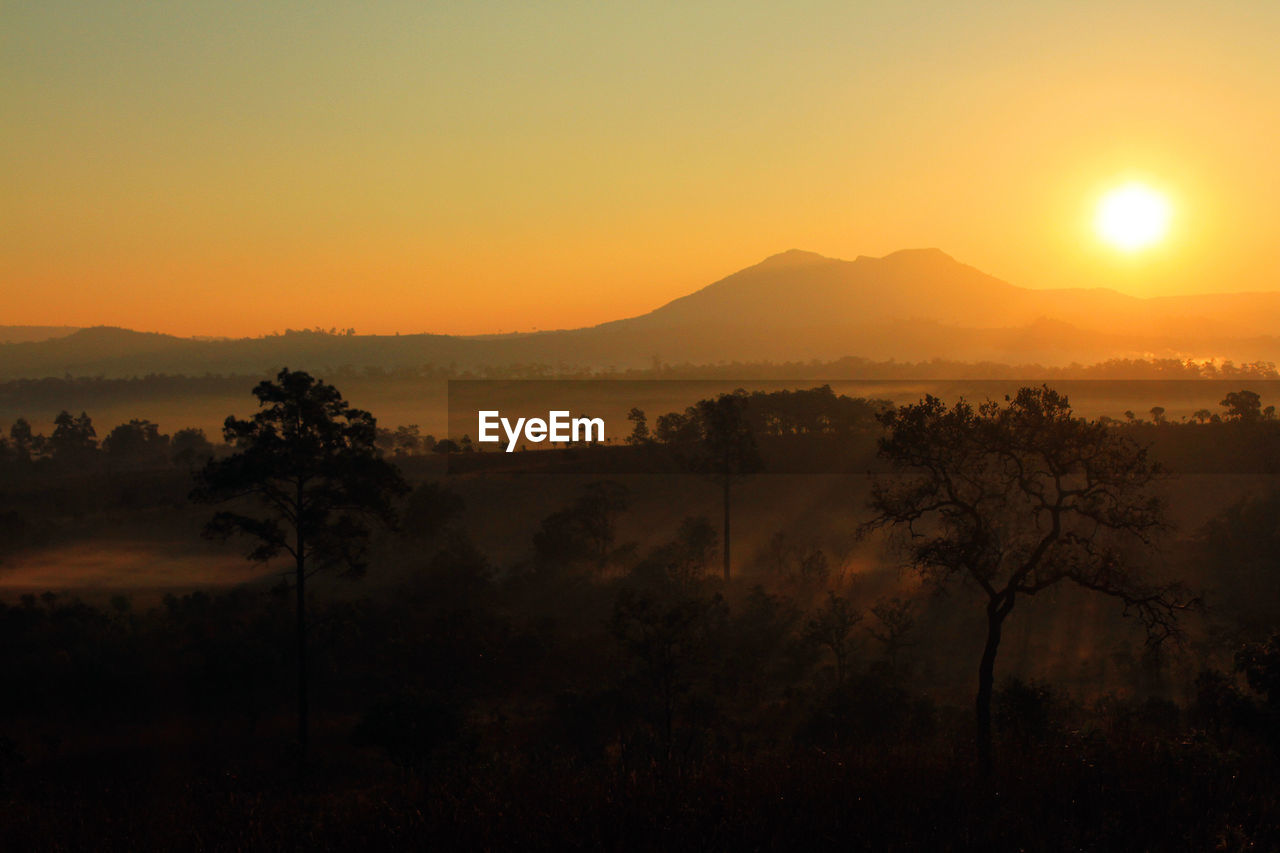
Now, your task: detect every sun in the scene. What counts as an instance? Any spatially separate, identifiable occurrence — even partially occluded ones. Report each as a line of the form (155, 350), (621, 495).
(1095, 183), (1172, 251)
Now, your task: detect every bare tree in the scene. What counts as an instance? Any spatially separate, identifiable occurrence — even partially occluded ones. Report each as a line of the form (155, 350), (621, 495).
(803, 591), (862, 685)
(864, 386), (1197, 774)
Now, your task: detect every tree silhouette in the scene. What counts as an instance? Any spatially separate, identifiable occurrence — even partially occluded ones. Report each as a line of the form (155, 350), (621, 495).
(766, 531), (831, 588)
(625, 407), (651, 445)
(191, 368), (408, 765)
(803, 591), (862, 685)
(392, 424), (425, 455)
(661, 393), (762, 581)
(868, 596), (916, 672)
(171, 427), (215, 467)
(865, 386), (1196, 774)
(102, 419), (169, 467)
(8, 418), (42, 463)
(631, 515), (720, 591)
(610, 587), (728, 763)
(1221, 389), (1264, 422)
(694, 394), (762, 581)
(433, 438), (461, 454)
(49, 410), (96, 465)
(533, 480), (633, 572)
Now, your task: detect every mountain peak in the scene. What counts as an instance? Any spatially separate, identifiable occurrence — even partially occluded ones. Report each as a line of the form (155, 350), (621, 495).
(879, 247), (958, 265)
(756, 249), (833, 268)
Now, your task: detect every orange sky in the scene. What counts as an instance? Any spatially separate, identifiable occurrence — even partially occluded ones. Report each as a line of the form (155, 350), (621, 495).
(3, 2), (1279, 337)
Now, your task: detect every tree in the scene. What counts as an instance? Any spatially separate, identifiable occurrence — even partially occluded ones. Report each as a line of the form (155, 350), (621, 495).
(171, 427), (215, 467)
(655, 410), (700, 445)
(868, 596), (916, 672)
(625, 407), (651, 445)
(610, 586), (728, 763)
(392, 424), (424, 456)
(691, 394), (762, 581)
(191, 368), (408, 764)
(1221, 389), (1264, 422)
(48, 410), (97, 465)
(865, 386), (1196, 774)
(8, 418), (42, 462)
(766, 532), (830, 588)
(662, 393), (762, 581)
(631, 515), (720, 590)
(533, 481), (633, 572)
(102, 419), (169, 466)
(803, 591), (862, 685)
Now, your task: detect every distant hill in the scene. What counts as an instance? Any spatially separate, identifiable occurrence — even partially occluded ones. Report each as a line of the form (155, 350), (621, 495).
(0, 326), (80, 345)
(3, 250), (1280, 379)
(570, 248), (1280, 365)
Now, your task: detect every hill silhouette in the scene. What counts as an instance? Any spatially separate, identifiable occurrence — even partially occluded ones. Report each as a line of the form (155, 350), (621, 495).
(4, 250), (1280, 379)
(0, 325), (80, 345)
(580, 248), (1280, 364)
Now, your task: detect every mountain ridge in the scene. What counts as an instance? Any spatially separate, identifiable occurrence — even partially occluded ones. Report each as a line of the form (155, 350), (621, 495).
(4, 249), (1280, 379)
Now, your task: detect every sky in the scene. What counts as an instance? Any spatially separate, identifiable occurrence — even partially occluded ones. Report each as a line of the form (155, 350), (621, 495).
(3, 1), (1279, 337)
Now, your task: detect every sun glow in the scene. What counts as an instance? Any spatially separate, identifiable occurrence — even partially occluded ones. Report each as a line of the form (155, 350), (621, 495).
(1095, 183), (1172, 251)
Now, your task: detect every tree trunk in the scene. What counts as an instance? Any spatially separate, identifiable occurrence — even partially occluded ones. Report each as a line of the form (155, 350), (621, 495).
(975, 603), (1005, 777)
(722, 476), (731, 582)
(296, 525), (308, 774)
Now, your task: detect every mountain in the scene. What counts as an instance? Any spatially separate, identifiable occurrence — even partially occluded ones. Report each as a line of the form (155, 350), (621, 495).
(2, 250), (1279, 380)
(0, 326), (80, 345)
(532, 248), (1280, 366)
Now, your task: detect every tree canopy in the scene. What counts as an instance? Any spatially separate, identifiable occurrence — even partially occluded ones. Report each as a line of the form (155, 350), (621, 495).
(866, 386), (1197, 772)
(193, 368), (408, 577)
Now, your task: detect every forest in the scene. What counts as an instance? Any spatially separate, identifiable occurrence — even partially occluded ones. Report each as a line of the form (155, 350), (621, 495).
(0, 374), (1279, 849)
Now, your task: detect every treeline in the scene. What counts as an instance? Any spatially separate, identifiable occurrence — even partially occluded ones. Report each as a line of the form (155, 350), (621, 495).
(626, 385), (1278, 456)
(1, 355), (1278, 397)
(0, 413), (449, 473)
(646, 386), (891, 443)
(4, 386), (1277, 475)
(0, 374), (260, 409)
(0, 412), (216, 471)
(1100, 389), (1276, 424)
